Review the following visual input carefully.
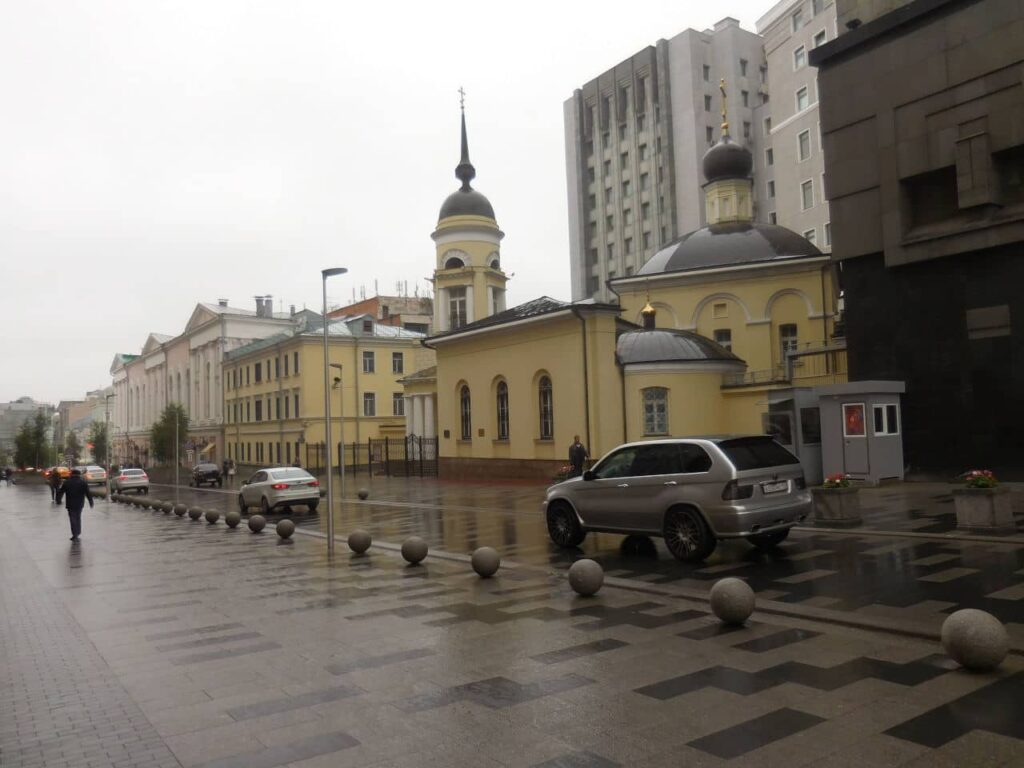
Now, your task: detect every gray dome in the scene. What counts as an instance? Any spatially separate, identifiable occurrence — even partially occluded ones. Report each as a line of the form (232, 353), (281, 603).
(638, 221), (822, 277)
(438, 188), (495, 221)
(617, 328), (742, 366)
(702, 135), (753, 182)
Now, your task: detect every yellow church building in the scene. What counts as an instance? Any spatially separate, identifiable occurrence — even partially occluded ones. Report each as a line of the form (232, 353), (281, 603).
(407, 106), (846, 482)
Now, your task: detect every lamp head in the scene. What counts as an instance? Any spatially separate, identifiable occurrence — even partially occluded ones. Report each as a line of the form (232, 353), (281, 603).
(322, 267), (348, 279)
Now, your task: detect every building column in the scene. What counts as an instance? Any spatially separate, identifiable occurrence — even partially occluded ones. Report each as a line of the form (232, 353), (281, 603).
(404, 397), (414, 436)
(413, 395), (425, 437)
(423, 395), (435, 439)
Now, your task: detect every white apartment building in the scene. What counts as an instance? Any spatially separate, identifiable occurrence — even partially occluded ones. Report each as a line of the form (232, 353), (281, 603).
(755, 0), (837, 251)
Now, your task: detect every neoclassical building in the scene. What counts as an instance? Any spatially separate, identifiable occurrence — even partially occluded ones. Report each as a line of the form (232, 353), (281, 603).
(407, 109), (845, 480)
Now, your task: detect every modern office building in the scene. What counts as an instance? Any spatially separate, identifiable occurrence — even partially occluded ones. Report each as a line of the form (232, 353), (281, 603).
(755, 0), (837, 251)
(565, 17), (766, 300)
(811, 0), (1024, 474)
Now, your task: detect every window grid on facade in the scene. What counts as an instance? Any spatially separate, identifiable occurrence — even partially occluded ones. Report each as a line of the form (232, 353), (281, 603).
(496, 381), (509, 440)
(796, 86), (810, 111)
(766, 148), (774, 166)
(392, 352), (403, 374)
(780, 324), (799, 358)
(362, 350), (375, 373)
(392, 393), (404, 416)
(801, 179), (814, 209)
(363, 392), (375, 417)
(448, 286), (467, 329)
(538, 377), (553, 439)
(642, 388), (668, 436)
(459, 386), (471, 440)
(794, 46), (806, 70)
(714, 329), (732, 351)
(798, 129), (811, 161)
(803, 228), (816, 244)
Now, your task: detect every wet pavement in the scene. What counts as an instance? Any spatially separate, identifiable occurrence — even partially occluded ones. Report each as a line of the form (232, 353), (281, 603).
(3, 481), (1023, 767)
(122, 477), (1024, 636)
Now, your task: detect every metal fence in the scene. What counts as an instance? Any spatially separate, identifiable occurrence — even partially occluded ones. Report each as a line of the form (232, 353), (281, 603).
(303, 436), (437, 478)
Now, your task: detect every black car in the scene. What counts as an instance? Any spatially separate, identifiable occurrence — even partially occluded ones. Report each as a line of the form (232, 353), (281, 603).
(189, 463), (223, 488)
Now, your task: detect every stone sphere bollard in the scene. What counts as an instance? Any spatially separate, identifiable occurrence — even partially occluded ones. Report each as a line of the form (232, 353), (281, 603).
(173, 503), (187, 517)
(187, 506), (203, 521)
(161, 501), (173, 514)
(357, 488), (369, 500)
(347, 529), (371, 554)
(568, 559), (604, 596)
(710, 578), (755, 625)
(941, 608), (1009, 671)
(276, 519), (295, 539)
(248, 514), (266, 533)
(471, 547), (501, 578)
(401, 536), (428, 564)
(224, 510), (241, 529)
(205, 509), (220, 525)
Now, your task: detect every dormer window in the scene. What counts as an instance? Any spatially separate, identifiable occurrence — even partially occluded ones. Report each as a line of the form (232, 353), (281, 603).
(362, 319), (373, 333)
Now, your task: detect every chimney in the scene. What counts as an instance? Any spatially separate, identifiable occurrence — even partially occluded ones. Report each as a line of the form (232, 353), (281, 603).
(255, 296), (271, 318)
(290, 304), (296, 316)
(218, 298), (229, 308)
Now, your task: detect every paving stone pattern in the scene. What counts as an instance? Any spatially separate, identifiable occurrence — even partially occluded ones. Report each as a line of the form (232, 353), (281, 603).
(2, 484), (1023, 767)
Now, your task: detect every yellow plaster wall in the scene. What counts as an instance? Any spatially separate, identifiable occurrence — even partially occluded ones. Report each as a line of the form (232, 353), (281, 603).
(623, 370), (730, 442)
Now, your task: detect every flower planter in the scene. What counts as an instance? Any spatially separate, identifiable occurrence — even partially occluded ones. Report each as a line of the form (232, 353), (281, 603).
(953, 487), (1015, 534)
(811, 486), (861, 527)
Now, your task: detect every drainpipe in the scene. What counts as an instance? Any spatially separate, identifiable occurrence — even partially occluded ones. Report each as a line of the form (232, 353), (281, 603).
(605, 281), (628, 443)
(569, 307), (592, 458)
(276, 341), (285, 461)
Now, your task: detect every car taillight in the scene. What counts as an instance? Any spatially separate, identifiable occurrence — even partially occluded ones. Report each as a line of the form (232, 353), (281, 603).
(722, 480), (754, 500)
(794, 476), (806, 490)
(271, 483), (290, 490)
(308, 480), (319, 487)
(118, 475), (127, 480)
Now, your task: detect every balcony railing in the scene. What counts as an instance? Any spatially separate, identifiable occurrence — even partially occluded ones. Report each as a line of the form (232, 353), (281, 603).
(722, 341), (847, 388)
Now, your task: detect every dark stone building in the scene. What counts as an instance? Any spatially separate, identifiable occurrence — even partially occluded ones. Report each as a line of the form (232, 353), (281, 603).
(810, 0), (1024, 476)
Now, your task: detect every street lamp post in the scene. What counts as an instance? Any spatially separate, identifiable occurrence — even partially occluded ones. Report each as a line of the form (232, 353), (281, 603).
(322, 267), (348, 556)
(330, 363), (345, 503)
(104, 394), (115, 499)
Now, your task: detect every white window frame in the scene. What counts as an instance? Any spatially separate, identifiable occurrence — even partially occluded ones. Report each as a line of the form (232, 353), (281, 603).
(813, 29), (827, 48)
(362, 392), (376, 417)
(392, 393), (404, 416)
(801, 178), (814, 210)
(824, 222), (832, 246)
(792, 8), (803, 31)
(642, 387), (669, 436)
(803, 228), (816, 244)
(713, 328), (732, 351)
(496, 381), (510, 440)
(873, 404), (900, 436)
(798, 129), (811, 161)
(843, 403), (867, 438)
(793, 46), (806, 71)
(767, 180), (776, 199)
(391, 352), (403, 374)
(796, 86), (809, 112)
(765, 147), (774, 166)
(362, 350), (375, 374)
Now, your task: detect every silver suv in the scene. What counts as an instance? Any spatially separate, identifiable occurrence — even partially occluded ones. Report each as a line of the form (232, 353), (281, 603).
(544, 436), (810, 561)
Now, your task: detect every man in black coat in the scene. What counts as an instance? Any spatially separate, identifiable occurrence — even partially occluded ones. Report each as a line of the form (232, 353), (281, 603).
(56, 468), (93, 542)
(568, 435), (589, 478)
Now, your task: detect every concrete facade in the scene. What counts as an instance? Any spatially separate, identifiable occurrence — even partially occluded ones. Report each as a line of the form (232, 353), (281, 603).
(565, 18), (766, 300)
(810, 0), (1024, 474)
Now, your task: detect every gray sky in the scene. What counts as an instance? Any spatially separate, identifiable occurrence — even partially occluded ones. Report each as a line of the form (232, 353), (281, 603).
(1, 0), (767, 404)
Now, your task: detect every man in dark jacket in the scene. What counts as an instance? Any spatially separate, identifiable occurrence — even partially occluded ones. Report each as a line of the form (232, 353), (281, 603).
(49, 469), (63, 502)
(569, 435), (589, 478)
(56, 469), (93, 542)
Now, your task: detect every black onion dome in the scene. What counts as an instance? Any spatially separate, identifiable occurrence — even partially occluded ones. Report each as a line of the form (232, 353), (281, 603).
(617, 328), (742, 365)
(702, 134), (753, 182)
(637, 221), (822, 276)
(438, 188), (495, 221)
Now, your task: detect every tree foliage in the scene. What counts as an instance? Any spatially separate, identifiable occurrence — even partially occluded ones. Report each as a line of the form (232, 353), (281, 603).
(14, 410), (50, 468)
(65, 431), (82, 464)
(150, 403), (189, 464)
(87, 421), (109, 466)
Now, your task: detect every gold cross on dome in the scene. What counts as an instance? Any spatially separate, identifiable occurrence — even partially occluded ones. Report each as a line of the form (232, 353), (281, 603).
(719, 78), (729, 133)
(458, 86), (466, 111)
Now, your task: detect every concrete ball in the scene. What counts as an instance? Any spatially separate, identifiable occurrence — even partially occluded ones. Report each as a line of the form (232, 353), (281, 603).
(161, 501), (174, 514)
(347, 529), (372, 554)
(173, 503), (187, 517)
(471, 547), (501, 578)
(276, 519), (295, 539)
(710, 578), (755, 625)
(568, 559), (604, 596)
(357, 488), (369, 500)
(401, 536), (428, 564)
(187, 506), (203, 520)
(941, 608), (1009, 672)
(204, 509), (220, 525)
(224, 510), (241, 528)
(248, 514), (266, 533)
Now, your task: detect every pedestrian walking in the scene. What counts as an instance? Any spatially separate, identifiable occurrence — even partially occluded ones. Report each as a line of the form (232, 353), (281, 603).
(568, 435), (589, 478)
(56, 468), (93, 542)
(49, 468), (63, 502)
(3, 467), (12, 486)
(227, 459), (236, 486)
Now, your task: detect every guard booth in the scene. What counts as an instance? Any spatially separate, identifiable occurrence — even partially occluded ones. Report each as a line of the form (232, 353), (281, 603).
(762, 387), (825, 486)
(816, 381), (905, 485)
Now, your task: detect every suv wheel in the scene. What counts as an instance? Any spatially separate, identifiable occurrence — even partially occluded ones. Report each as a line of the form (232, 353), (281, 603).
(749, 529), (790, 550)
(547, 502), (586, 548)
(237, 495), (246, 513)
(663, 507), (716, 562)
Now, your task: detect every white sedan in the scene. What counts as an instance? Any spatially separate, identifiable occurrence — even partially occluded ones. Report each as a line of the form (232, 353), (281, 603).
(238, 467), (321, 514)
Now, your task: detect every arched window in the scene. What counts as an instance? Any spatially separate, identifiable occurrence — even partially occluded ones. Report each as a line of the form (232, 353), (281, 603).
(538, 376), (553, 440)
(642, 387), (669, 436)
(442, 249), (468, 269)
(460, 386), (472, 440)
(496, 382), (509, 440)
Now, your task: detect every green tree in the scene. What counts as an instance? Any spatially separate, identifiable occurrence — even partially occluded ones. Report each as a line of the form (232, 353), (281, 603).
(150, 403), (189, 464)
(14, 410), (50, 468)
(65, 431), (82, 464)
(87, 421), (109, 466)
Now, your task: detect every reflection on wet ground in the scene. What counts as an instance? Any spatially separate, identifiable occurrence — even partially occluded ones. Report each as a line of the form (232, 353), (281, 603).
(144, 478), (1024, 628)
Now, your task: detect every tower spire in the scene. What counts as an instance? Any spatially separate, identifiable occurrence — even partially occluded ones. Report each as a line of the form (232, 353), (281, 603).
(455, 86), (476, 191)
(719, 78), (730, 137)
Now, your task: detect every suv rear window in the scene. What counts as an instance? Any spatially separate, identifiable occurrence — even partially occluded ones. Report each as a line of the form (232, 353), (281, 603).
(717, 437), (800, 470)
(270, 469), (314, 481)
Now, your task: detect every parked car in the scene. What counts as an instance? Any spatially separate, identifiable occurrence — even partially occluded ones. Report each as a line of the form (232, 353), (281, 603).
(189, 463), (223, 488)
(544, 435), (810, 562)
(238, 467), (320, 514)
(44, 466), (72, 479)
(112, 468), (149, 494)
(82, 465), (108, 486)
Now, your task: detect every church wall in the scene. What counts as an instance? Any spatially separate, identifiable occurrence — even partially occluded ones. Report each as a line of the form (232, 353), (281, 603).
(623, 370), (730, 441)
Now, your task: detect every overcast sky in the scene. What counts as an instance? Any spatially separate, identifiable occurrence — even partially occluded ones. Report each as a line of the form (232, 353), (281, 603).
(1, 0), (768, 404)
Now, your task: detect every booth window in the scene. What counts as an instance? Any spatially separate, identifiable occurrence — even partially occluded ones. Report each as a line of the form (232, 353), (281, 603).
(873, 404), (899, 435)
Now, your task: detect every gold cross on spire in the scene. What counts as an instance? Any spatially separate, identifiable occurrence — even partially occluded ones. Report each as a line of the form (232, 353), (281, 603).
(458, 86), (466, 112)
(719, 78), (729, 135)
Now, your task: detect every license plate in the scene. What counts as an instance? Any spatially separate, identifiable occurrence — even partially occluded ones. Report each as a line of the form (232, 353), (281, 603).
(762, 480), (788, 494)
